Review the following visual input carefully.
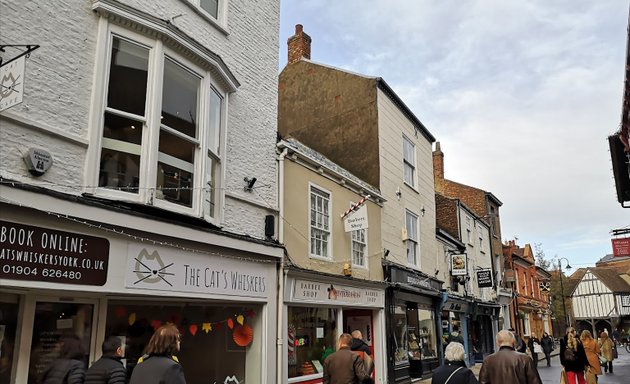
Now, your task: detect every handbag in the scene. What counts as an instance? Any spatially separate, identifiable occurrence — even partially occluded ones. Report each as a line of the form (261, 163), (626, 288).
(533, 342), (542, 354)
(598, 354), (608, 365)
(560, 368), (568, 384)
(585, 367), (597, 384)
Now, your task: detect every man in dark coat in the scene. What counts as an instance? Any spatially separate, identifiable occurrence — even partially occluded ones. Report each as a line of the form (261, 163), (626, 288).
(508, 328), (527, 353)
(85, 336), (127, 384)
(447, 325), (465, 345)
(540, 332), (554, 367)
(479, 330), (542, 384)
(350, 330), (374, 375)
(323, 333), (372, 384)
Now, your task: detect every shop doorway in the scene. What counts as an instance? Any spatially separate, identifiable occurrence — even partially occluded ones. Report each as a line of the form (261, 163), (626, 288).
(27, 300), (96, 384)
(343, 309), (374, 354)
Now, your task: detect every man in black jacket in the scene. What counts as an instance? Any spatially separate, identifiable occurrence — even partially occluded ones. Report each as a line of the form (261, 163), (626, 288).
(85, 336), (127, 384)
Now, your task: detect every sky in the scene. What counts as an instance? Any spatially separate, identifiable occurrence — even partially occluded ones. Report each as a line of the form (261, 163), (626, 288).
(279, 0), (629, 269)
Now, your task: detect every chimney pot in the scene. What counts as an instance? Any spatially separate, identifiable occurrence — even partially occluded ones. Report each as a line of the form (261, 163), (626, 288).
(295, 24), (303, 34)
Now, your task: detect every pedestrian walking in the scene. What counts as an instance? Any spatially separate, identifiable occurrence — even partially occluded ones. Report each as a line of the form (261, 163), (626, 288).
(580, 330), (601, 383)
(478, 330), (541, 384)
(527, 332), (541, 368)
(350, 330), (374, 375)
(508, 328), (526, 353)
(541, 332), (554, 367)
(129, 324), (186, 384)
(432, 342), (478, 384)
(85, 336), (127, 384)
(598, 331), (614, 374)
(41, 336), (87, 384)
(323, 333), (373, 384)
(560, 327), (588, 384)
(447, 325), (465, 345)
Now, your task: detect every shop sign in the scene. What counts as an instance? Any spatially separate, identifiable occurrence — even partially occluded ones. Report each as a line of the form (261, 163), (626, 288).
(0, 220), (109, 286)
(0, 56), (25, 112)
(292, 279), (384, 307)
(344, 205), (368, 232)
(450, 253), (467, 276)
(390, 267), (442, 291)
(612, 237), (630, 257)
(125, 244), (269, 298)
(476, 269), (493, 288)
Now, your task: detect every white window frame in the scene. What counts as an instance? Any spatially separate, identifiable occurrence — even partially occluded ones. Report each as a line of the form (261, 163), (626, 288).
(350, 201), (368, 269)
(405, 209), (419, 266)
(86, 23), (228, 224)
(183, 0), (229, 30)
(309, 183), (332, 260)
(478, 224), (485, 253)
(465, 216), (473, 245)
(402, 135), (416, 188)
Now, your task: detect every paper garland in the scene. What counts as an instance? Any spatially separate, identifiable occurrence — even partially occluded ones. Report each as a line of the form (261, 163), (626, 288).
(126, 311), (256, 344)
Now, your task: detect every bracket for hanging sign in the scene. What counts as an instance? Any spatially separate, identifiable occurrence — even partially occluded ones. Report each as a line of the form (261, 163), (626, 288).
(0, 44), (40, 68)
(340, 195), (370, 219)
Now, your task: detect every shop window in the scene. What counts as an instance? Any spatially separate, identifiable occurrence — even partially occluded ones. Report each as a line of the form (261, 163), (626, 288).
(417, 309), (437, 359)
(28, 302), (94, 383)
(393, 305), (408, 365)
(106, 301), (259, 384)
(92, 26), (227, 222)
(287, 306), (337, 380)
(0, 295), (19, 384)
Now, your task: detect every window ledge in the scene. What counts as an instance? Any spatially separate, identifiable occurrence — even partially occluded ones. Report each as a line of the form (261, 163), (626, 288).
(309, 255), (333, 262)
(403, 181), (420, 194)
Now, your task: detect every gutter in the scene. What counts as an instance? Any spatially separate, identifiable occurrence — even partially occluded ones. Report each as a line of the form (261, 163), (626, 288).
(276, 147), (288, 384)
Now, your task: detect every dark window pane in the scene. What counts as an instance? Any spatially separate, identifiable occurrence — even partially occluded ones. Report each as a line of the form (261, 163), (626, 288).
(99, 148), (140, 193)
(157, 162), (193, 207)
(107, 37), (149, 116)
(200, 0), (219, 18)
(162, 58), (198, 138)
(103, 112), (143, 145)
(0, 298), (19, 384)
(28, 303), (93, 384)
(158, 130), (195, 163)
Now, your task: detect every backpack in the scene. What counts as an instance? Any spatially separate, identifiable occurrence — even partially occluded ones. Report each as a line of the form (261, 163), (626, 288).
(563, 345), (576, 362)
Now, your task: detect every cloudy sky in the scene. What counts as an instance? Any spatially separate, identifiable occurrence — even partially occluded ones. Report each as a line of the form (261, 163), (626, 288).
(279, 0), (629, 268)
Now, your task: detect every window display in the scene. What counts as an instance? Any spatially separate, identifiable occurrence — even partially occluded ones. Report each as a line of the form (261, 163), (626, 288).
(106, 301), (259, 384)
(287, 306), (337, 380)
(417, 309), (436, 359)
(0, 296), (19, 384)
(393, 305), (408, 365)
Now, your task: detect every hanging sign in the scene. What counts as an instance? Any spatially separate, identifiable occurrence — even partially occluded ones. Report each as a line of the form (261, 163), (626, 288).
(344, 204), (368, 232)
(450, 254), (467, 276)
(612, 237), (630, 257)
(476, 269), (493, 288)
(0, 56), (25, 112)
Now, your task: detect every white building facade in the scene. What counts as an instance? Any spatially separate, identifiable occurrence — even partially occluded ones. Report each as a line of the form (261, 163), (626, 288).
(0, 1), (282, 383)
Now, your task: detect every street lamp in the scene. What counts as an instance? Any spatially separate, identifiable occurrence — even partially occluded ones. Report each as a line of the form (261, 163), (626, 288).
(556, 257), (572, 329)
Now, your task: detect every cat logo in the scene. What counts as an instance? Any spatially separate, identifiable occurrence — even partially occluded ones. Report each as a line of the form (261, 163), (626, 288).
(133, 248), (174, 286)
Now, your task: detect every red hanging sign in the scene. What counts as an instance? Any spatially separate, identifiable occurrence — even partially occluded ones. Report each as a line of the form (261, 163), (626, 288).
(612, 237), (630, 257)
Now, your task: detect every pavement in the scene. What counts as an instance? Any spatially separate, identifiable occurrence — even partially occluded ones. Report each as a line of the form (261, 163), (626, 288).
(417, 347), (630, 383)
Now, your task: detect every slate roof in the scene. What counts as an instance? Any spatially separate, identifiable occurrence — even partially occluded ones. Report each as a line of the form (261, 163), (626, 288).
(279, 138), (383, 199)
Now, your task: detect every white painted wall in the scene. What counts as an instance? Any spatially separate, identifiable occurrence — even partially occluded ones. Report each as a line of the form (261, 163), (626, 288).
(458, 208), (492, 299)
(376, 89), (437, 275)
(0, 0), (280, 239)
(572, 271), (616, 319)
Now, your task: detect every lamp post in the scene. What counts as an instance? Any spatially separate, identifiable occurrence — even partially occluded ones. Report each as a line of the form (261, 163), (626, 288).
(556, 257), (572, 330)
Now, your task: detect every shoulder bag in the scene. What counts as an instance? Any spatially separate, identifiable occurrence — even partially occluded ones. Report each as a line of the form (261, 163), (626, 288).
(444, 367), (463, 384)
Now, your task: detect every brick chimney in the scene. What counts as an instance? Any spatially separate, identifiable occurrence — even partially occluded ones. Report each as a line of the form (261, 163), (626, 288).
(433, 142), (444, 193)
(287, 24), (311, 64)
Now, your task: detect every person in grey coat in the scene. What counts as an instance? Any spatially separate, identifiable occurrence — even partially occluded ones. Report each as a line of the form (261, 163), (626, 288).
(85, 336), (127, 384)
(41, 336), (86, 384)
(432, 342), (478, 384)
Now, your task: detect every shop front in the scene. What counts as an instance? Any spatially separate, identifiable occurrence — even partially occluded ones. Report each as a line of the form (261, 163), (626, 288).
(384, 263), (443, 383)
(469, 301), (499, 362)
(283, 271), (386, 384)
(0, 206), (281, 384)
(439, 293), (473, 366)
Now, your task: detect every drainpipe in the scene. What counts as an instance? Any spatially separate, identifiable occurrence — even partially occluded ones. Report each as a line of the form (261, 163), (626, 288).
(276, 147), (288, 384)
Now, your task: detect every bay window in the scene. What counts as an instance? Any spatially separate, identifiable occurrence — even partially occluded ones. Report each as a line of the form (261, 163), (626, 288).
(92, 26), (227, 221)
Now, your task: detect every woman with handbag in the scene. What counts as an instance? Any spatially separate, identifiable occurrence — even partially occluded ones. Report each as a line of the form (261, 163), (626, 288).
(527, 332), (541, 368)
(580, 330), (601, 383)
(541, 332), (554, 367)
(560, 327), (588, 384)
(432, 342), (478, 384)
(598, 331), (614, 373)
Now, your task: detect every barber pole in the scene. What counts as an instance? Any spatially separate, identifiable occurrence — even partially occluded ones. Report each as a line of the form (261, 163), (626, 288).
(341, 195), (370, 219)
